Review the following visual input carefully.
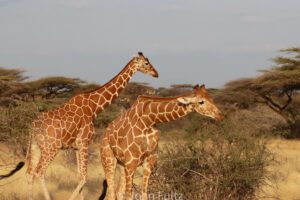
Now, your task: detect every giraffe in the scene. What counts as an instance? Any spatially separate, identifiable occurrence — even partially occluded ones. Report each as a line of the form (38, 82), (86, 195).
(100, 84), (223, 200)
(12, 52), (159, 200)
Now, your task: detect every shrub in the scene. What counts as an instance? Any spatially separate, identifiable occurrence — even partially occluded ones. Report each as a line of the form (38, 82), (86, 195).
(94, 104), (123, 129)
(148, 132), (273, 200)
(0, 102), (37, 154)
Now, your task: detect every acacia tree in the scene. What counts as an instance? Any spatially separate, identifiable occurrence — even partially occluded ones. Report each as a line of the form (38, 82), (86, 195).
(116, 82), (155, 108)
(222, 48), (300, 137)
(28, 76), (85, 99)
(0, 67), (31, 105)
(156, 84), (194, 97)
(0, 67), (26, 94)
(0, 67), (26, 82)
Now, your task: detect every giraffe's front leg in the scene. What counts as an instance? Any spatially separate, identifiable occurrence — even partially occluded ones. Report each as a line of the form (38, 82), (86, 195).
(68, 146), (88, 200)
(141, 154), (157, 200)
(69, 124), (95, 200)
(116, 165), (126, 200)
(124, 161), (139, 200)
(100, 141), (117, 200)
(35, 146), (59, 200)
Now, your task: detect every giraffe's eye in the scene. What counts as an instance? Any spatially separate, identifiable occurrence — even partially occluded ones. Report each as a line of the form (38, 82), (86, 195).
(145, 63), (149, 65)
(199, 101), (204, 105)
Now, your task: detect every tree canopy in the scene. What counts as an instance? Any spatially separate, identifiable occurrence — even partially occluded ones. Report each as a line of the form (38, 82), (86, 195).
(221, 47), (300, 137)
(28, 76), (85, 99)
(0, 67), (26, 82)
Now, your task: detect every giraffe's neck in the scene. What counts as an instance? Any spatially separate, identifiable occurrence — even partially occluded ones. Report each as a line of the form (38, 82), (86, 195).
(140, 100), (190, 126)
(88, 61), (137, 118)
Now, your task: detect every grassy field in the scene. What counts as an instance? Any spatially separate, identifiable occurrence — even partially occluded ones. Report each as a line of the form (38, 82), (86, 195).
(258, 139), (300, 200)
(0, 143), (103, 200)
(0, 142), (147, 200)
(0, 138), (300, 200)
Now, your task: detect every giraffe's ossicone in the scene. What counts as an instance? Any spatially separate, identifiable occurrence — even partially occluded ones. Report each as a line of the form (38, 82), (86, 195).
(100, 84), (223, 200)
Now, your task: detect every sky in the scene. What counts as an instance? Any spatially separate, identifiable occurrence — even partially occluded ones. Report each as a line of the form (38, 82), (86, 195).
(0, 0), (300, 88)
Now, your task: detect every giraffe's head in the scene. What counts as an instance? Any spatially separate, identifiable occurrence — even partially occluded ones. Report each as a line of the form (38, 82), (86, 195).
(177, 84), (224, 121)
(132, 52), (159, 78)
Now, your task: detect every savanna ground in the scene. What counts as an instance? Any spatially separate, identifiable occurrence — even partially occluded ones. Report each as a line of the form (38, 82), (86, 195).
(1, 137), (300, 200)
(259, 139), (300, 200)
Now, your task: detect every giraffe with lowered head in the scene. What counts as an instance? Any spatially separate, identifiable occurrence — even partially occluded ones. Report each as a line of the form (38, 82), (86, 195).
(100, 84), (223, 200)
(12, 52), (159, 200)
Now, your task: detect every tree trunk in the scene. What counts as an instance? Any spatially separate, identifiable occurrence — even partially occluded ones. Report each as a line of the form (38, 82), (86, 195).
(289, 120), (300, 139)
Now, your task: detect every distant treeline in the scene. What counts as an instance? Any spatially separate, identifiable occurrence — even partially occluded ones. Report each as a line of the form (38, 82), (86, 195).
(0, 48), (299, 137)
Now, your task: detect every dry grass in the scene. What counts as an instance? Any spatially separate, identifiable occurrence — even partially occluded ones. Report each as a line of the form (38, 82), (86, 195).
(258, 139), (300, 200)
(1, 138), (300, 200)
(0, 144), (104, 200)
(0, 143), (145, 200)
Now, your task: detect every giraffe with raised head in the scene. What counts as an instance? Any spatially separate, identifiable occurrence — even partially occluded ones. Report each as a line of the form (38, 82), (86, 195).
(100, 84), (223, 200)
(11, 52), (158, 200)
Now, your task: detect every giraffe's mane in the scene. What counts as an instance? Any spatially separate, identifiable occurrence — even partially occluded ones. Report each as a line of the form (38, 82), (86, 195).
(83, 59), (133, 94)
(138, 92), (194, 102)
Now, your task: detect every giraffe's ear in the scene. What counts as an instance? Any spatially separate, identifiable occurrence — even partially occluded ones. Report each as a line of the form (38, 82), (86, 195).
(177, 97), (192, 105)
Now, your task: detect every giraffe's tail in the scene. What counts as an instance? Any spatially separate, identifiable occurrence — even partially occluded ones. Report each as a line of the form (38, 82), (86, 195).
(98, 179), (108, 200)
(0, 162), (25, 180)
(0, 131), (37, 180)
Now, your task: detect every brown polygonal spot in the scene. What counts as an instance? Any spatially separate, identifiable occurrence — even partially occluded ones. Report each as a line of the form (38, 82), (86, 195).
(103, 90), (112, 101)
(74, 95), (84, 106)
(129, 143), (141, 158)
(124, 150), (132, 163)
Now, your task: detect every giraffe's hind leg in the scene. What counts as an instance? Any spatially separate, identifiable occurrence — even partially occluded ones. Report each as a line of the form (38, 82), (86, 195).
(26, 138), (41, 200)
(75, 150), (85, 200)
(34, 145), (59, 200)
